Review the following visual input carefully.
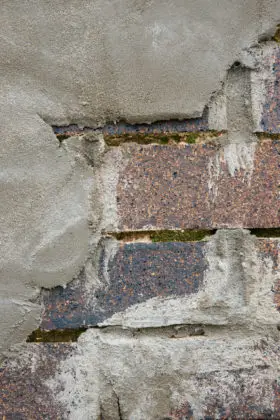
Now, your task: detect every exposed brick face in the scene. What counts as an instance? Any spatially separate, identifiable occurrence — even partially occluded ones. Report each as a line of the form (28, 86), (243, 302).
(41, 241), (207, 329)
(41, 237), (280, 330)
(115, 140), (280, 231)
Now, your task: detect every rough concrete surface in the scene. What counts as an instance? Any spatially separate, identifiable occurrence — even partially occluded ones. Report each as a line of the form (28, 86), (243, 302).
(2, 1), (280, 418)
(0, 109), (92, 357)
(2, 329), (280, 419)
(1, 0), (280, 126)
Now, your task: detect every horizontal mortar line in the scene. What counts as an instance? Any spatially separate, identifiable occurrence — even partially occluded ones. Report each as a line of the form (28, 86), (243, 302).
(54, 129), (224, 146)
(27, 324), (206, 343)
(53, 126), (280, 146)
(103, 130), (224, 146)
(255, 132), (280, 140)
(106, 228), (280, 242)
(106, 229), (216, 242)
(51, 112), (209, 139)
(27, 323), (280, 343)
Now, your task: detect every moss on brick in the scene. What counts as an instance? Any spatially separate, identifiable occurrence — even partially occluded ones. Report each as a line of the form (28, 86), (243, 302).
(104, 131), (224, 146)
(109, 230), (215, 242)
(150, 230), (215, 242)
(255, 132), (280, 140)
(27, 328), (87, 343)
(273, 25), (280, 43)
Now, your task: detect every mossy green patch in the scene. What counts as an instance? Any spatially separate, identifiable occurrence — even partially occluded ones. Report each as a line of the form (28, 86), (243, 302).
(110, 229), (215, 242)
(256, 132), (280, 141)
(56, 133), (72, 141)
(27, 328), (87, 343)
(104, 131), (224, 146)
(150, 229), (215, 242)
(273, 25), (280, 43)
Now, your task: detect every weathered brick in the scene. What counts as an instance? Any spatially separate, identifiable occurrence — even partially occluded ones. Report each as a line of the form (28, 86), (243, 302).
(114, 140), (280, 230)
(258, 45), (280, 133)
(41, 235), (280, 330)
(2, 332), (280, 419)
(0, 344), (73, 419)
(41, 241), (207, 330)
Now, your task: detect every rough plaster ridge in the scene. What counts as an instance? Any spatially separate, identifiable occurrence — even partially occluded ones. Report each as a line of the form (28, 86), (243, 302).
(100, 230), (280, 329)
(45, 328), (280, 419)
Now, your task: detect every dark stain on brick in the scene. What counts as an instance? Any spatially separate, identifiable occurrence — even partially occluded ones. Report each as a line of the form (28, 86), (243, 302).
(41, 242), (207, 330)
(261, 46), (280, 133)
(168, 402), (194, 419)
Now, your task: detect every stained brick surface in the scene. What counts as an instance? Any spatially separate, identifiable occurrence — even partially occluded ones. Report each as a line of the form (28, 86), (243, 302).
(115, 140), (280, 230)
(1, 338), (280, 419)
(41, 241), (207, 330)
(260, 45), (280, 133)
(41, 237), (280, 330)
(0, 344), (72, 419)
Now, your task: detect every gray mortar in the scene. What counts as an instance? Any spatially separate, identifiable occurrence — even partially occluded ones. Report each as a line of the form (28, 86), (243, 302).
(0, 109), (95, 358)
(44, 327), (280, 419)
(1, 1), (280, 126)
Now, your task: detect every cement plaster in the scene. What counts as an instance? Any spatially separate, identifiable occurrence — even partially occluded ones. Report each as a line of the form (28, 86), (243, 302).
(0, 109), (92, 357)
(1, 0), (280, 126)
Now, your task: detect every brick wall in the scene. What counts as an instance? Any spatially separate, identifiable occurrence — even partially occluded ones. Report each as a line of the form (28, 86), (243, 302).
(2, 4), (280, 420)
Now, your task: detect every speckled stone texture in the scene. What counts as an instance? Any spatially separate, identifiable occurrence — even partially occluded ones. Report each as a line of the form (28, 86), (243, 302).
(41, 237), (280, 331)
(41, 241), (207, 330)
(115, 140), (280, 231)
(0, 344), (73, 419)
(1, 332), (280, 419)
(260, 45), (280, 133)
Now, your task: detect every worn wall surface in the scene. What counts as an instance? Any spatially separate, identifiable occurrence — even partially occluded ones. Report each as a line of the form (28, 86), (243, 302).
(1, 1), (280, 419)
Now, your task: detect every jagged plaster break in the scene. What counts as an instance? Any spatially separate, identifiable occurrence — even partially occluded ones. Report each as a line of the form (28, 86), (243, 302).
(99, 230), (280, 329)
(0, 110), (92, 357)
(1, 0), (280, 126)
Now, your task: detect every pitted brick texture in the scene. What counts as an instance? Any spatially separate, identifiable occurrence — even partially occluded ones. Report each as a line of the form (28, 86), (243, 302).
(0, 344), (73, 419)
(41, 236), (280, 330)
(41, 241), (207, 330)
(115, 140), (280, 231)
(260, 45), (280, 133)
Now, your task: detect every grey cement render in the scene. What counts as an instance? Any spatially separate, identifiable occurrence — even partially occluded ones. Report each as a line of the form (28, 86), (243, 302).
(1, 0), (280, 126)
(0, 109), (92, 356)
(45, 327), (280, 419)
(1, 0), (280, 364)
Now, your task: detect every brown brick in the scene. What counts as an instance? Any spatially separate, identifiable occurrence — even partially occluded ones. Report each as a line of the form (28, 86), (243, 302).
(115, 140), (280, 230)
(0, 344), (73, 419)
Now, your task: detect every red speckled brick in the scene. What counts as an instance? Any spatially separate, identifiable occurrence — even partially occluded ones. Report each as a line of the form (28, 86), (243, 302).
(115, 140), (280, 231)
(0, 344), (73, 419)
